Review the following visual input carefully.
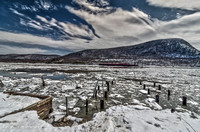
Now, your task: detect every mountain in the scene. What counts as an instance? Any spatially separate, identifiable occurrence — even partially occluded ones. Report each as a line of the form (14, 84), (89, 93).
(1, 38), (200, 66)
(52, 38), (200, 63)
(0, 54), (60, 63)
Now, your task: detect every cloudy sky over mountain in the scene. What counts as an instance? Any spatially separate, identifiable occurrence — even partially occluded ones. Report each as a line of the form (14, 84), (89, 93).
(0, 0), (200, 55)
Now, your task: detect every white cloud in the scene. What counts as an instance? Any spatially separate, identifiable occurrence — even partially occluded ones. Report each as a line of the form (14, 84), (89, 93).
(67, 6), (200, 50)
(0, 45), (46, 54)
(9, 8), (25, 17)
(72, 0), (110, 12)
(36, 15), (94, 38)
(1, 3), (200, 55)
(67, 6), (155, 47)
(147, 0), (200, 10)
(155, 12), (200, 49)
(58, 22), (94, 38)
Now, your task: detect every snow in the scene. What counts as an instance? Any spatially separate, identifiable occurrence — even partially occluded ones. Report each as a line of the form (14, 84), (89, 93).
(0, 63), (200, 131)
(139, 89), (148, 94)
(0, 93), (40, 117)
(0, 105), (200, 132)
(145, 98), (162, 110)
(66, 115), (82, 123)
(62, 85), (76, 91)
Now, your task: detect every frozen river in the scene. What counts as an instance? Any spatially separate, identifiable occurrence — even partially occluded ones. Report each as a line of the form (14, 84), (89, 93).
(0, 63), (200, 123)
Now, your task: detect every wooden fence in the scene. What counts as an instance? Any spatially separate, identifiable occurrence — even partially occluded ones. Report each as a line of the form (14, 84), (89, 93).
(1, 92), (52, 119)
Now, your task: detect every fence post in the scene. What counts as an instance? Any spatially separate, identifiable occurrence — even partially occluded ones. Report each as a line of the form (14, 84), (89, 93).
(65, 97), (68, 116)
(104, 91), (108, 100)
(158, 85), (161, 90)
(106, 81), (110, 91)
(182, 96), (187, 106)
(111, 80), (114, 85)
(41, 76), (45, 86)
(0, 80), (3, 87)
(100, 99), (104, 110)
(148, 89), (150, 94)
(143, 84), (146, 89)
(155, 95), (159, 104)
(86, 99), (89, 114)
(167, 90), (171, 100)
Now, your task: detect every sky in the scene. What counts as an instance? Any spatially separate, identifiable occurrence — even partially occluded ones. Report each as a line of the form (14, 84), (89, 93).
(0, 0), (200, 55)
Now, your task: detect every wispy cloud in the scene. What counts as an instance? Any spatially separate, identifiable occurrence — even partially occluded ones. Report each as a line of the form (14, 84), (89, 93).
(0, 45), (47, 54)
(147, 0), (200, 10)
(1, 1), (200, 55)
(67, 5), (200, 50)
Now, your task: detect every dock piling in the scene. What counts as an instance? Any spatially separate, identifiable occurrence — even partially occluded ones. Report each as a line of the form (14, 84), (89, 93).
(155, 95), (159, 104)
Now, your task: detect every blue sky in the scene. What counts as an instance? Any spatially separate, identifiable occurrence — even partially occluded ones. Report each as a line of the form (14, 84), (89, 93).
(0, 0), (200, 55)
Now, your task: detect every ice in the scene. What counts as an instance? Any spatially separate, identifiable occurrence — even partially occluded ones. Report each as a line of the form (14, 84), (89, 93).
(72, 107), (80, 115)
(0, 63), (200, 131)
(188, 100), (199, 105)
(132, 99), (140, 104)
(62, 85), (76, 91)
(145, 98), (162, 110)
(139, 89), (148, 94)
(59, 105), (66, 110)
(66, 115), (82, 123)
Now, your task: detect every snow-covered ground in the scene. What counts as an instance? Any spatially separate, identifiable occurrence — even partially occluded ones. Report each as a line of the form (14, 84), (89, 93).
(0, 105), (200, 132)
(0, 63), (200, 131)
(0, 93), (40, 117)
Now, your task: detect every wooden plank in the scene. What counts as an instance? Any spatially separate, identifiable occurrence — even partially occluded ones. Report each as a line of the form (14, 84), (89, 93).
(0, 92), (53, 120)
(3, 91), (49, 99)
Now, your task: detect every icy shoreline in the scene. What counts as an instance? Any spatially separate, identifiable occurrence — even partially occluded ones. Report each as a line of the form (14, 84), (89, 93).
(0, 63), (200, 131)
(0, 104), (199, 132)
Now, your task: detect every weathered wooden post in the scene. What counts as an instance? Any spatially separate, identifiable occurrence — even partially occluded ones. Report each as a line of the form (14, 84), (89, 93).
(148, 89), (150, 94)
(168, 90), (171, 96)
(143, 84), (146, 89)
(102, 80), (104, 94)
(171, 108), (175, 113)
(52, 115), (55, 124)
(65, 97), (68, 116)
(182, 96), (187, 106)
(100, 99), (104, 110)
(111, 80), (114, 85)
(155, 95), (159, 104)
(106, 81), (110, 91)
(94, 90), (97, 100)
(0, 80), (3, 87)
(167, 90), (171, 100)
(41, 76), (45, 86)
(104, 91), (108, 100)
(158, 85), (161, 90)
(93, 85), (97, 99)
(86, 99), (89, 114)
(153, 82), (156, 87)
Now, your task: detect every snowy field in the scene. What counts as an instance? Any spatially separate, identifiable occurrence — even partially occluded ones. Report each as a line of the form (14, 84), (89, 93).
(0, 63), (200, 131)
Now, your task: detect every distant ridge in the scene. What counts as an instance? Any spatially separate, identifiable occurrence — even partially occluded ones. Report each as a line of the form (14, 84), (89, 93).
(0, 54), (60, 63)
(52, 38), (200, 63)
(0, 38), (200, 66)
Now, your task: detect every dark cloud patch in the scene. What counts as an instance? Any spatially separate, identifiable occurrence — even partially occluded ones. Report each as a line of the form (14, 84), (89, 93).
(125, 17), (143, 25)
